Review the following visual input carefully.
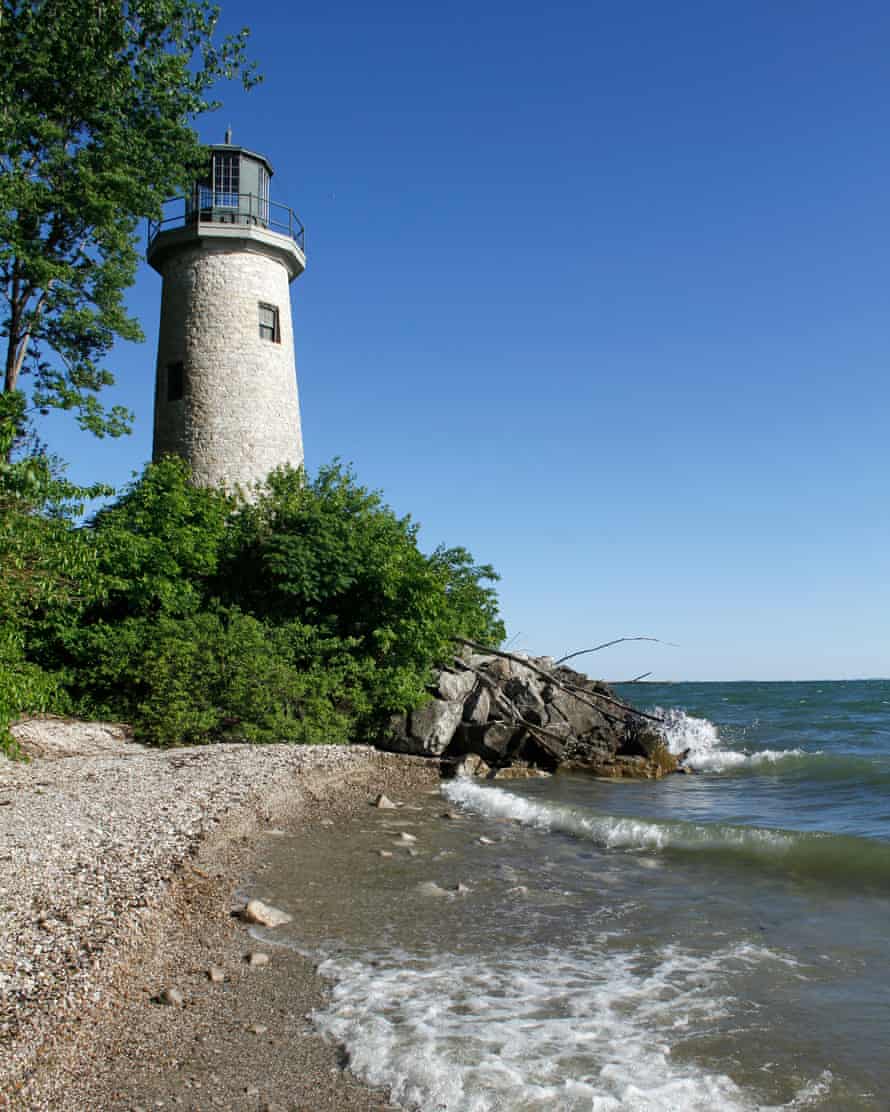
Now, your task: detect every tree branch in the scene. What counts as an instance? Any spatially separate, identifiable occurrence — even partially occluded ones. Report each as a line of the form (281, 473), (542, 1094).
(453, 657), (571, 762)
(453, 637), (664, 725)
(555, 637), (676, 666)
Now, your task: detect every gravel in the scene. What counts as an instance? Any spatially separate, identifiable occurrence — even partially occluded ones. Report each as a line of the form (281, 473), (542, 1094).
(0, 731), (437, 1106)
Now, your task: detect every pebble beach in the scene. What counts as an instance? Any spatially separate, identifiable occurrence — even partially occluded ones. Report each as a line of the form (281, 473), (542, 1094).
(0, 724), (439, 1110)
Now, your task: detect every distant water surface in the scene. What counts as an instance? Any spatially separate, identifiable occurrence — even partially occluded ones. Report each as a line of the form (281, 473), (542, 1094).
(258, 680), (890, 1111)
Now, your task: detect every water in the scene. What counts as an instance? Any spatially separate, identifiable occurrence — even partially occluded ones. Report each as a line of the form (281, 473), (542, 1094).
(257, 680), (890, 1110)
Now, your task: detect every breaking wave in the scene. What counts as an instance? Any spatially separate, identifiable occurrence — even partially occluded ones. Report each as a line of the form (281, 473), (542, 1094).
(442, 779), (890, 889)
(656, 707), (812, 772)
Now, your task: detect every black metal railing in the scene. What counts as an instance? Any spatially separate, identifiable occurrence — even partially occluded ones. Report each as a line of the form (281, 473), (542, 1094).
(147, 191), (306, 253)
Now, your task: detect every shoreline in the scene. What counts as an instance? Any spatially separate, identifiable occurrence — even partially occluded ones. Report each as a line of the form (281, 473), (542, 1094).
(0, 740), (440, 1110)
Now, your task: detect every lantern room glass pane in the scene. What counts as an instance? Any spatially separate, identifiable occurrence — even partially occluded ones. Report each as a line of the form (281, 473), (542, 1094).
(213, 153), (240, 208)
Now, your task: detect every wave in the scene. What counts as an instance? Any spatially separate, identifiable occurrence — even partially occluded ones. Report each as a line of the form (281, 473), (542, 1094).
(656, 708), (814, 772)
(313, 940), (832, 1111)
(443, 779), (890, 889)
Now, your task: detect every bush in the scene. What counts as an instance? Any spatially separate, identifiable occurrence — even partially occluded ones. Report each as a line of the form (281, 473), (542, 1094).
(1, 457), (505, 751)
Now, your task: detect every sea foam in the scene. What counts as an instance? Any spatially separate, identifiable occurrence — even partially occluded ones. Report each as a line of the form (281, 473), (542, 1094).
(313, 940), (829, 1111)
(656, 707), (810, 772)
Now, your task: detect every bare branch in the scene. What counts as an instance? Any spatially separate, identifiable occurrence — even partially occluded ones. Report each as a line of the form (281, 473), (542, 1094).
(453, 637), (664, 725)
(555, 638), (676, 666)
(453, 657), (570, 762)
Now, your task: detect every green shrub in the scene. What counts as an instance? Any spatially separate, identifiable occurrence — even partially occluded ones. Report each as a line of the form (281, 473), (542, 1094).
(1, 457), (505, 752)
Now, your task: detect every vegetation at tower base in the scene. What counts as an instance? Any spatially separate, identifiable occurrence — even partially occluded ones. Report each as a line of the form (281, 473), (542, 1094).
(0, 0), (259, 454)
(0, 457), (506, 755)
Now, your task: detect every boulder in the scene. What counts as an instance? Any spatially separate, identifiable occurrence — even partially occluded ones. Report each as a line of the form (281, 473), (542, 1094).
(437, 669), (476, 702)
(462, 686), (490, 725)
(503, 676), (547, 725)
(547, 689), (601, 737)
(407, 699), (464, 755)
(376, 650), (674, 781)
(453, 754), (492, 778)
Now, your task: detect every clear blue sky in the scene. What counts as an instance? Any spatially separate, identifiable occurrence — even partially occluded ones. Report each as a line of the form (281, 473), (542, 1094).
(43, 0), (890, 681)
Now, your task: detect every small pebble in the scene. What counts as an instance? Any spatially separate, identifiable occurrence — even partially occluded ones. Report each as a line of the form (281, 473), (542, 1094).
(398, 832), (417, 843)
(158, 986), (184, 1007)
(248, 1023), (268, 1035)
(378, 850), (393, 858)
(247, 951), (270, 967)
(207, 965), (226, 983)
(374, 793), (397, 809)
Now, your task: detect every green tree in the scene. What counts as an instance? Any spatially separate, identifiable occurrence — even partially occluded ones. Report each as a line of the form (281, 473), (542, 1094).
(0, 0), (259, 450)
(2, 459), (506, 752)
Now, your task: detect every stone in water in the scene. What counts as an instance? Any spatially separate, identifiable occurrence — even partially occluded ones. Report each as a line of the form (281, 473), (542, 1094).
(241, 899), (292, 928)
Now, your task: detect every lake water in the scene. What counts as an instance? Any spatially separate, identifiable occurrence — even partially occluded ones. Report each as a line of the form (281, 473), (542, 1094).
(261, 680), (890, 1110)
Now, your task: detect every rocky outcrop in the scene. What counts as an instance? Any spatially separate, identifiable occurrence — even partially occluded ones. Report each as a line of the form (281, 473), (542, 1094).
(380, 647), (678, 780)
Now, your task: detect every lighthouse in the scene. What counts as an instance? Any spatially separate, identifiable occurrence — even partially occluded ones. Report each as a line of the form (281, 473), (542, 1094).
(146, 135), (306, 490)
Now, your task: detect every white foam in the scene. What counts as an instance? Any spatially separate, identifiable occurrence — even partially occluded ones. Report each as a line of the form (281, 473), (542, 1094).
(313, 941), (827, 1111)
(656, 708), (811, 772)
(442, 779), (800, 859)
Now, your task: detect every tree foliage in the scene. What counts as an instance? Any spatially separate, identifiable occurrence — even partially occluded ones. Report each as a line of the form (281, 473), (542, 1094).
(0, 0), (259, 445)
(0, 459), (505, 755)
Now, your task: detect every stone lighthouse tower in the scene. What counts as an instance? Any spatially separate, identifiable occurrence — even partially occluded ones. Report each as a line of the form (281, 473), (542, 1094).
(146, 136), (306, 489)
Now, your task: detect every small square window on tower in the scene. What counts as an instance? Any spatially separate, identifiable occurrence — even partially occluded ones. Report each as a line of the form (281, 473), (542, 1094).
(258, 302), (280, 343)
(167, 361), (184, 402)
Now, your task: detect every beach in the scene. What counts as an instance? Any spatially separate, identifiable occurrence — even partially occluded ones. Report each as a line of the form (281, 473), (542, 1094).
(0, 735), (438, 1110)
(5, 682), (890, 1111)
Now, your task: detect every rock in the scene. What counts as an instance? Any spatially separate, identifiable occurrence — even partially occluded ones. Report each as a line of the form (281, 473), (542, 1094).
(503, 676), (547, 725)
(477, 836), (495, 846)
(493, 763), (548, 780)
(455, 754), (491, 778)
(462, 686), (490, 725)
(417, 881), (450, 898)
(158, 986), (184, 1007)
(378, 849), (393, 857)
(398, 832), (417, 843)
(247, 1023), (268, 1035)
(441, 810), (461, 820)
(479, 721), (522, 762)
(485, 657), (512, 682)
(247, 951), (270, 967)
(407, 698), (464, 755)
(547, 689), (601, 737)
(10, 716), (142, 760)
(207, 966), (226, 983)
(437, 669), (476, 702)
(373, 793), (397, 809)
(240, 899), (292, 928)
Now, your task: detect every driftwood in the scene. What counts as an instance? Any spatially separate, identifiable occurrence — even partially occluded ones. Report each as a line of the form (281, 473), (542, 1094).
(454, 638), (664, 726)
(555, 637), (674, 666)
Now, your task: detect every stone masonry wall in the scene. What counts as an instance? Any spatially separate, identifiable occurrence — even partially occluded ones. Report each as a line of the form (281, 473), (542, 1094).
(153, 240), (304, 491)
